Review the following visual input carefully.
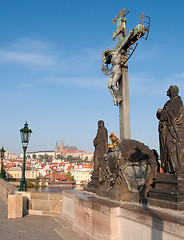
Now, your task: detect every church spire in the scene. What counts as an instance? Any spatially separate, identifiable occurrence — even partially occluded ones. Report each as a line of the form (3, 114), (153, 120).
(59, 139), (64, 151)
(55, 141), (59, 152)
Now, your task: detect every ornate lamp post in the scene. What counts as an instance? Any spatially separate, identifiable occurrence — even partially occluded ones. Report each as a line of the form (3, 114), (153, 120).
(19, 122), (32, 191)
(0, 147), (5, 178)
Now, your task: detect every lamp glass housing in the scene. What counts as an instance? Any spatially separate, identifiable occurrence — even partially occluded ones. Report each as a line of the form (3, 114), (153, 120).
(20, 122), (32, 148)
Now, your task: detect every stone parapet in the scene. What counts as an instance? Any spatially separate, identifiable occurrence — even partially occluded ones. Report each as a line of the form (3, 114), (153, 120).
(62, 190), (184, 240)
(0, 179), (17, 203)
(20, 191), (63, 216)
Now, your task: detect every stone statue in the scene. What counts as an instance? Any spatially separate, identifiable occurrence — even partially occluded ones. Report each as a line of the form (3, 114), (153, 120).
(157, 85), (184, 174)
(93, 120), (108, 175)
(85, 120), (108, 192)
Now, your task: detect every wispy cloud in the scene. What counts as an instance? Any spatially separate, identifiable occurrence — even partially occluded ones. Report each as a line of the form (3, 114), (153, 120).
(129, 70), (184, 97)
(9, 38), (56, 52)
(43, 76), (107, 89)
(0, 37), (61, 69)
(4, 37), (183, 95)
(129, 71), (156, 94)
(0, 37), (102, 74)
(0, 50), (57, 66)
(173, 72), (184, 80)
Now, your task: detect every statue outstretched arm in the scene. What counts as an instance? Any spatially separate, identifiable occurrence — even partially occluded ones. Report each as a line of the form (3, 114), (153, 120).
(116, 29), (135, 54)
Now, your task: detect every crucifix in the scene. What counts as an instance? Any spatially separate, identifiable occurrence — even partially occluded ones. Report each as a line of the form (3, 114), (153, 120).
(101, 9), (150, 140)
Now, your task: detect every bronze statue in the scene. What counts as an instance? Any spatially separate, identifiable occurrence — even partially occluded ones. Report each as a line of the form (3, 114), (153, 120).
(93, 120), (108, 175)
(157, 85), (184, 174)
(103, 31), (134, 106)
(104, 48), (123, 106)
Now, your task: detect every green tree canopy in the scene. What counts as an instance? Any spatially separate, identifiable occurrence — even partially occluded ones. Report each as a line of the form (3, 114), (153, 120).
(56, 154), (64, 160)
(32, 154), (37, 159)
(65, 170), (75, 181)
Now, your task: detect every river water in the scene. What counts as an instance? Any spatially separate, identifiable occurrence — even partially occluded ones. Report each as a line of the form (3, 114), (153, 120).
(28, 185), (84, 193)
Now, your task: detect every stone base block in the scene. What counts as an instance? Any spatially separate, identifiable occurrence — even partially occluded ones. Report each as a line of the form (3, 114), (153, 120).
(8, 194), (28, 218)
(148, 173), (184, 210)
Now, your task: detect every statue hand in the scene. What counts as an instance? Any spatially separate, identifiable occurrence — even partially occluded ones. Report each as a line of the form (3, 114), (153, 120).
(156, 108), (162, 119)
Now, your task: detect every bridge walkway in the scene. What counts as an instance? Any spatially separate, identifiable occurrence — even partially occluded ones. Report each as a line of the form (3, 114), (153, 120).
(0, 195), (85, 240)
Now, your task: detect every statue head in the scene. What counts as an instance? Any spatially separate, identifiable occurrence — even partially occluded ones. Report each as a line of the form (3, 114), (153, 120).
(167, 85), (179, 98)
(104, 49), (113, 64)
(98, 120), (104, 128)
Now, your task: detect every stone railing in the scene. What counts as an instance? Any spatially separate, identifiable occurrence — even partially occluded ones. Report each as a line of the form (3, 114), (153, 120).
(8, 191), (63, 218)
(62, 190), (184, 240)
(23, 192), (63, 216)
(0, 179), (17, 203)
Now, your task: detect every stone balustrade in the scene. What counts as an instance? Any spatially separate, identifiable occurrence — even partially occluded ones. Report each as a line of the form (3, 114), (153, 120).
(0, 179), (17, 203)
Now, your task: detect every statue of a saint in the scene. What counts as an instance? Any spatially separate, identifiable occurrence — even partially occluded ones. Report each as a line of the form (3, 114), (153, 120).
(93, 120), (108, 175)
(157, 85), (184, 174)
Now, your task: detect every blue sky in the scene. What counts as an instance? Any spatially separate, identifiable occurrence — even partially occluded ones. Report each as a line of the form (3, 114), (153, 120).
(1, 0), (184, 155)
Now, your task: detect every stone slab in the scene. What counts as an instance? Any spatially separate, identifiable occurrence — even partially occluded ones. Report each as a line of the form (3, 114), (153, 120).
(31, 199), (51, 211)
(54, 217), (86, 240)
(51, 199), (62, 213)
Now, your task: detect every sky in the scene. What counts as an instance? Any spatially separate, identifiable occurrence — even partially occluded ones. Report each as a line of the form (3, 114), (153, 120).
(0, 0), (184, 155)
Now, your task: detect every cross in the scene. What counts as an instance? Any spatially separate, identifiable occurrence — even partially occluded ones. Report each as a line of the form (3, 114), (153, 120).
(102, 9), (150, 140)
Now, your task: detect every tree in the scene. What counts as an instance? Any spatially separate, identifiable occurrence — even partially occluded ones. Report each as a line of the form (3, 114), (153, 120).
(66, 155), (73, 162)
(56, 154), (63, 160)
(32, 154), (37, 159)
(34, 177), (39, 188)
(84, 156), (88, 162)
(37, 154), (53, 162)
(38, 155), (45, 161)
(43, 154), (53, 162)
(41, 178), (46, 187)
(1, 164), (6, 179)
(65, 171), (75, 181)
(70, 175), (74, 181)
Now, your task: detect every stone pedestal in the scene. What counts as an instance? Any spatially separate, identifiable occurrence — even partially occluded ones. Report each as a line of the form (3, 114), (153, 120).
(8, 194), (28, 218)
(148, 173), (184, 211)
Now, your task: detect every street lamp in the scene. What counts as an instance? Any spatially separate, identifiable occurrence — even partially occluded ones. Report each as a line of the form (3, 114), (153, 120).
(0, 147), (5, 178)
(19, 122), (32, 191)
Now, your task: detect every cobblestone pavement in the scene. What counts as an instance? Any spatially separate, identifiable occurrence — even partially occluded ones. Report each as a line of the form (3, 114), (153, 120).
(0, 195), (85, 240)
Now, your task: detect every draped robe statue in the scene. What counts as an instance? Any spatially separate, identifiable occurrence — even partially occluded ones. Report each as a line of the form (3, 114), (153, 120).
(93, 120), (108, 175)
(157, 85), (184, 174)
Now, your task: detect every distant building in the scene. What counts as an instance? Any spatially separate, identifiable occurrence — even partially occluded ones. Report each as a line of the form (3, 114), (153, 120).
(24, 139), (79, 160)
(66, 162), (93, 184)
(24, 151), (55, 159)
(7, 166), (39, 180)
(8, 153), (18, 160)
(82, 152), (94, 161)
(55, 139), (77, 153)
(77, 171), (91, 184)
